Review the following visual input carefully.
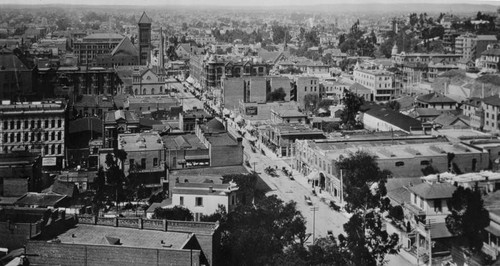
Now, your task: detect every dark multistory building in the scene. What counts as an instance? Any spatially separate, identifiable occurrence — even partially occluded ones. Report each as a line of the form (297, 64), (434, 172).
(138, 12), (152, 65)
(0, 48), (34, 101)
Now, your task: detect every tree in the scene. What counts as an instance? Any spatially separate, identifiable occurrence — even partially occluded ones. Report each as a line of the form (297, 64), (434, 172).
(153, 206), (193, 221)
(303, 94), (320, 114)
(222, 173), (257, 205)
(384, 100), (401, 112)
(200, 204), (227, 222)
(445, 186), (490, 253)
(218, 195), (306, 266)
(267, 87), (286, 102)
(334, 151), (399, 265)
(340, 91), (364, 130)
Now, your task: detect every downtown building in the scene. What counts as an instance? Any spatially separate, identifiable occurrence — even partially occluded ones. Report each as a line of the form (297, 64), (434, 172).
(190, 54), (271, 91)
(0, 100), (66, 167)
(293, 134), (488, 203)
(353, 68), (394, 102)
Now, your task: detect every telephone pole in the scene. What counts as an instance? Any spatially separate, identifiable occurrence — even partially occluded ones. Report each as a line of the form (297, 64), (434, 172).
(310, 206), (319, 244)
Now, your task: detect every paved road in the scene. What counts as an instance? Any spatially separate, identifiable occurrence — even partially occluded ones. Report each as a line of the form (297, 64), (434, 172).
(173, 82), (203, 111)
(225, 121), (348, 242)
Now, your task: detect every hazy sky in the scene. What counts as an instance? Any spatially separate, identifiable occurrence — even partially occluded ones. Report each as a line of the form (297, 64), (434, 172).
(2, 0), (499, 6)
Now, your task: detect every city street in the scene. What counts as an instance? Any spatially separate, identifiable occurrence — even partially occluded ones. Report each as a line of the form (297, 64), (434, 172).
(173, 81), (203, 111)
(175, 88), (412, 265)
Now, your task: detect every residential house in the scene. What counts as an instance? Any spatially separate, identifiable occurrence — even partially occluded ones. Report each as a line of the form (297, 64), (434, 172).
(415, 92), (457, 110)
(171, 182), (239, 217)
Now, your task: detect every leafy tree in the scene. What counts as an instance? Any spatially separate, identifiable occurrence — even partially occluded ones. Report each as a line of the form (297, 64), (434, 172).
(218, 195), (306, 266)
(384, 100), (401, 112)
(200, 204), (227, 222)
(222, 173), (258, 205)
(340, 91), (364, 130)
(153, 206), (193, 221)
(303, 94), (320, 114)
(445, 186), (490, 253)
(334, 151), (399, 265)
(267, 87), (286, 102)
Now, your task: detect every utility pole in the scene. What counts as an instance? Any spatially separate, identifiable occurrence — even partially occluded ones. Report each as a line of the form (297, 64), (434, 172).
(310, 206), (319, 244)
(340, 169), (344, 204)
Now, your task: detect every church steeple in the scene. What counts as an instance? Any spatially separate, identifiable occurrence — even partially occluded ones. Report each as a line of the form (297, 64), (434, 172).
(391, 43), (398, 56)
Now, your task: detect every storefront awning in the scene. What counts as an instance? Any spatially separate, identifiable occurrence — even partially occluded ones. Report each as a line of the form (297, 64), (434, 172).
(486, 223), (500, 236)
(185, 155), (210, 161)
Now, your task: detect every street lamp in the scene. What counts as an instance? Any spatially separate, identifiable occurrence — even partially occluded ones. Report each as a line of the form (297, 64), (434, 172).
(340, 169), (344, 204)
(310, 206), (319, 244)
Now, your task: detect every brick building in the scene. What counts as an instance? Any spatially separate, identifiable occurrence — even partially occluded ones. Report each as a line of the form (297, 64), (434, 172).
(0, 101), (66, 168)
(118, 132), (166, 189)
(190, 54), (271, 91)
(138, 12), (152, 65)
(102, 110), (140, 149)
(222, 76), (292, 111)
(0, 49), (34, 101)
(296, 76), (320, 109)
(73, 33), (124, 66)
(353, 69), (394, 102)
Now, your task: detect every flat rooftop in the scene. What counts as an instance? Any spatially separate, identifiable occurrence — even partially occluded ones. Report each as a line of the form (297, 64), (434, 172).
(162, 134), (207, 150)
(57, 224), (190, 249)
(118, 132), (164, 151)
(324, 141), (481, 160)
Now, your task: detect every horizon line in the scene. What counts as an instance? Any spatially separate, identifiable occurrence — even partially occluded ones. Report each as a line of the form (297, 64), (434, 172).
(1, 1), (499, 7)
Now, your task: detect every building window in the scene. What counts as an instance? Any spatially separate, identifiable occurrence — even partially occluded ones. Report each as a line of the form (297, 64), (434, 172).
(58, 120), (62, 128)
(17, 121), (21, 129)
(141, 158), (146, 169)
(420, 160), (430, 166)
(195, 197), (203, 206)
(420, 197), (424, 209)
(51, 120), (55, 128)
(37, 120), (41, 128)
(153, 158), (158, 167)
(10, 121), (14, 129)
(180, 196), (184, 206)
(434, 199), (442, 212)
(3, 121), (7, 130)
(395, 161), (405, 167)
(51, 132), (55, 141)
(58, 132), (62, 140)
(45, 120), (49, 128)
(57, 144), (61, 154)
(31, 121), (35, 128)
(16, 133), (20, 142)
(3, 133), (8, 143)
(44, 132), (49, 141)
(24, 120), (28, 128)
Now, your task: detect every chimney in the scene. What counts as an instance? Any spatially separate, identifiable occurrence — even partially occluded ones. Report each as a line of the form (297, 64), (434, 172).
(209, 186), (213, 193)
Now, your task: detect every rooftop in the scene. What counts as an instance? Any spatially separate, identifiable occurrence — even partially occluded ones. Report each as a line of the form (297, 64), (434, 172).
(14, 192), (67, 207)
(364, 105), (422, 132)
(417, 92), (457, 104)
(83, 33), (124, 41)
(118, 132), (164, 151)
(104, 110), (139, 124)
(57, 224), (190, 249)
(162, 133), (207, 150)
(408, 182), (456, 200)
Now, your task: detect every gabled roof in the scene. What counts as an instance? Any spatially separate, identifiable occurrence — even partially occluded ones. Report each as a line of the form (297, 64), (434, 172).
(408, 182), (456, 200)
(483, 94), (500, 107)
(349, 82), (371, 93)
(138, 12), (152, 24)
(14, 192), (67, 207)
(364, 105), (423, 132)
(42, 180), (78, 198)
(417, 92), (456, 104)
(111, 37), (138, 57)
(433, 113), (468, 127)
(413, 108), (442, 117)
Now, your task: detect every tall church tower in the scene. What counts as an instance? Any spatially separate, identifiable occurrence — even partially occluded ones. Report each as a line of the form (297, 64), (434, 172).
(138, 12), (152, 65)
